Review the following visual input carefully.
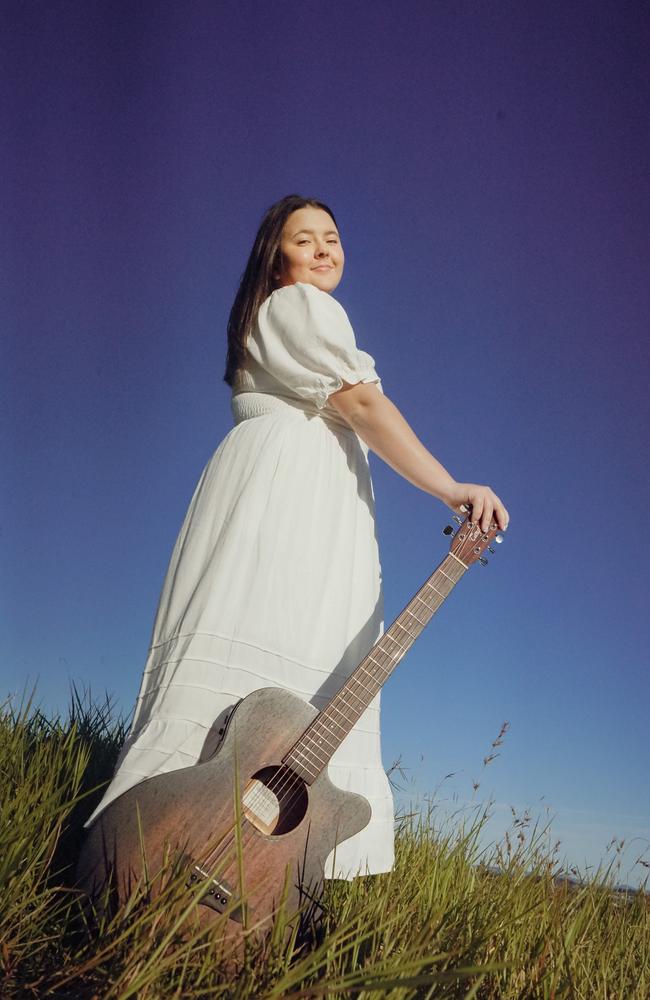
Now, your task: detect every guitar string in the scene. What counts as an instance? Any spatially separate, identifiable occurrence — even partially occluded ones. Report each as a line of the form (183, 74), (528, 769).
(199, 565), (463, 872)
(198, 550), (474, 876)
(260, 564), (461, 811)
(198, 648), (411, 880)
(198, 591), (441, 873)
(210, 563), (464, 858)
(239, 564), (458, 817)
(198, 640), (399, 874)
(242, 541), (472, 818)
(198, 532), (491, 888)
(205, 612), (407, 852)
(220, 604), (424, 832)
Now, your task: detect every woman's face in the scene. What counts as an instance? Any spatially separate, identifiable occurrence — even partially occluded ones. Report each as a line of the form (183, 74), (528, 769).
(273, 206), (344, 293)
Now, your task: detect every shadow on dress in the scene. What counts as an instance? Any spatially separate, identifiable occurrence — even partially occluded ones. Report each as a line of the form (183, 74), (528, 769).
(197, 588), (384, 765)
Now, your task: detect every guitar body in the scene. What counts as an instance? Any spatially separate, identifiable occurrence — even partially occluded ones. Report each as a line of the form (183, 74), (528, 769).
(76, 687), (372, 937)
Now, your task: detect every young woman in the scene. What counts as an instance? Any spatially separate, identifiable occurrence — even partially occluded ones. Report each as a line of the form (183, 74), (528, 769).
(85, 194), (509, 880)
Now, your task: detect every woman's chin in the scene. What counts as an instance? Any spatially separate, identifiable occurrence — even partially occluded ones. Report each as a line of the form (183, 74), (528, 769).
(308, 272), (341, 293)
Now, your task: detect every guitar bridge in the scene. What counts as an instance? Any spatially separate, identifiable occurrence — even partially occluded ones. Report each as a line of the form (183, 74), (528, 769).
(185, 863), (243, 922)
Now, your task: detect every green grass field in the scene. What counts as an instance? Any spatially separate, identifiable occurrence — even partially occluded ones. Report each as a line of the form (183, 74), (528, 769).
(2, 689), (648, 999)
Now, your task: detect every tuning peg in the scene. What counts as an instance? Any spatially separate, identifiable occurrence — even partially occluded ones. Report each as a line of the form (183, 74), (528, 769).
(487, 546), (495, 554)
(452, 515), (463, 524)
(442, 525), (454, 536)
(478, 557), (488, 566)
(495, 535), (504, 544)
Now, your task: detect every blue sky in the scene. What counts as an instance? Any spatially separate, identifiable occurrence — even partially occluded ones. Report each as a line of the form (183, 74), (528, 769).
(3, 1), (649, 888)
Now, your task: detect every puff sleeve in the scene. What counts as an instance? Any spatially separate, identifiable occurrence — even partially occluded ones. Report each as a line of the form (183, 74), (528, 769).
(247, 282), (382, 409)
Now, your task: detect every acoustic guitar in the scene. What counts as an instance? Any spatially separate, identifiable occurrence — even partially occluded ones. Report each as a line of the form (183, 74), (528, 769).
(76, 509), (504, 939)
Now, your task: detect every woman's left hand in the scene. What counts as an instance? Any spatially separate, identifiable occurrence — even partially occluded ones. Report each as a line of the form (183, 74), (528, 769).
(441, 482), (509, 533)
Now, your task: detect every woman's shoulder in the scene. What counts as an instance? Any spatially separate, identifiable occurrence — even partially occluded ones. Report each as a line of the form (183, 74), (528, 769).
(251, 280), (365, 353)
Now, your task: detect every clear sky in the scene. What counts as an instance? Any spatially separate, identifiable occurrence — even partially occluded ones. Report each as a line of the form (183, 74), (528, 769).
(3, 1), (649, 888)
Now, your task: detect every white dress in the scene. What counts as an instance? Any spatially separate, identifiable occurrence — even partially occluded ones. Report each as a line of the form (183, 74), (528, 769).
(85, 281), (395, 878)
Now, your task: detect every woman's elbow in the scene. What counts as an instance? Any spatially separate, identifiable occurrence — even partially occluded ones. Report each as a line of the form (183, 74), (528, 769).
(328, 380), (383, 424)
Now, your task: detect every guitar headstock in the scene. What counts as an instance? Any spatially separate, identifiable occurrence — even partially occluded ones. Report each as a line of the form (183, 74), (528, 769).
(442, 505), (505, 567)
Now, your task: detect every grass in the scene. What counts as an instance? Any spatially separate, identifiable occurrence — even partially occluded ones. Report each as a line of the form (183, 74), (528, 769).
(1, 687), (648, 999)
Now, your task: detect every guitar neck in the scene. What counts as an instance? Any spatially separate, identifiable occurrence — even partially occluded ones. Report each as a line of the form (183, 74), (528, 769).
(284, 550), (468, 784)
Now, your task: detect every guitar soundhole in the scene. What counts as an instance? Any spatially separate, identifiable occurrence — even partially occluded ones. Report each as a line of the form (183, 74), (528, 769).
(242, 765), (308, 836)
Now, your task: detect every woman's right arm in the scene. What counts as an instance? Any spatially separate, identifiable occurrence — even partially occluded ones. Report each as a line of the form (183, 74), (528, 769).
(329, 381), (509, 533)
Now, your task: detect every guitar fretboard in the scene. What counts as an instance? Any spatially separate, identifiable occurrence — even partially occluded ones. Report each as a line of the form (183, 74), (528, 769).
(283, 551), (467, 784)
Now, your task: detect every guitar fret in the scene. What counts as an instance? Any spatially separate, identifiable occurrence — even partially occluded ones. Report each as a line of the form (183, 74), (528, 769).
(382, 634), (407, 654)
(287, 756), (318, 782)
(404, 607), (427, 627)
(302, 729), (337, 754)
(380, 622), (402, 655)
(322, 712), (349, 732)
(349, 666), (378, 695)
(317, 694), (368, 736)
(289, 742), (328, 769)
(356, 669), (388, 694)
(333, 673), (381, 710)
(369, 647), (394, 663)
(412, 595), (434, 618)
(337, 676), (369, 702)
(394, 619), (417, 637)
(428, 583), (447, 600)
(368, 650), (395, 668)
(321, 713), (353, 738)
(288, 765), (309, 782)
(322, 675), (379, 725)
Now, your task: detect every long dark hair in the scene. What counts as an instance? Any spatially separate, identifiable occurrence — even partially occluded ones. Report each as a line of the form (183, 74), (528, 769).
(223, 194), (339, 387)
